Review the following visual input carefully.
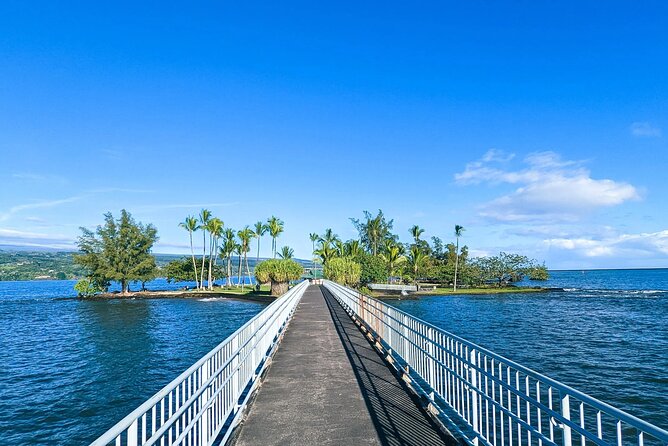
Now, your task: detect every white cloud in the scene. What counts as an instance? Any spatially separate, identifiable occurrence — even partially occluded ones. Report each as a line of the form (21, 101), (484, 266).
(545, 230), (668, 258)
(0, 196), (84, 222)
(0, 228), (76, 249)
(456, 150), (639, 222)
(630, 122), (662, 138)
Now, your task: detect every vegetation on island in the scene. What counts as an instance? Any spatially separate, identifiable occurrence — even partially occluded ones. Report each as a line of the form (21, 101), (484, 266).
(313, 209), (548, 293)
(73, 210), (158, 296)
(0, 250), (86, 281)
(254, 258), (303, 296)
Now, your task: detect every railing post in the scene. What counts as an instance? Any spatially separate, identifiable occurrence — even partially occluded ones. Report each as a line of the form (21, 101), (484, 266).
(470, 348), (479, 445)
(562, 394), (572, 446)
(128, 419), (138, 446)
(200, 361), (210, 444)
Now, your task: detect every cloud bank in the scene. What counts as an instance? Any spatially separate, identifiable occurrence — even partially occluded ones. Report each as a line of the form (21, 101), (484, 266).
(456, 150), (639, 222)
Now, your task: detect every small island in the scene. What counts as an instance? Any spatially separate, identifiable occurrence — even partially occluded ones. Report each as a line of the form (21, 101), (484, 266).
(67, 208), (549, 299)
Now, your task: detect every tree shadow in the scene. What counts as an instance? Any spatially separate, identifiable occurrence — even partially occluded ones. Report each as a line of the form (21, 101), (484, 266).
(321, 286), (458, 446)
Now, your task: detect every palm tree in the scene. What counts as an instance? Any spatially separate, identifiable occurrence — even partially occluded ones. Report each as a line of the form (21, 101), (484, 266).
(238, 226), (254, 289)
(454, 224), (465, 291)
(178, 216), (200, 289)
(367, 215), (383, 256)
(407, 245), (426, 288)
(381, 242), (405, 283)
(320, 228), (339, 247)
(267, 216), (284, 258)
(198, 209), (212, 289)
(309, 232), (319, 277)
(254, 221), (268, 264)
(345, 239), (364, 258)
(206, 218), (224, 290)
(221, 228), (236, 287)
(334, 239), (346, 257)
(410, 225), (425, 246)
(278, 246), (294, 259)
(314, 242), (337, 265)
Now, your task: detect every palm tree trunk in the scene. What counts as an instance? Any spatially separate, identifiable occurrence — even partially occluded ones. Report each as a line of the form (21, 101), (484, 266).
(256, 238), (260, 264)
(454, 238), (459, 292)
(189, 231), (199, 289)
(207, 234), (214, 290)
(200, 232), (206, 290)
(226, 254), (232, 287)
(237, 254), (243, 288)
(245, 252), (252, 287)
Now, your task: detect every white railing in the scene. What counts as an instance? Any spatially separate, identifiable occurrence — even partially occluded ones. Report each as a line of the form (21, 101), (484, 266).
(90, 280), (309, 446)
(323, 280), (668, 446)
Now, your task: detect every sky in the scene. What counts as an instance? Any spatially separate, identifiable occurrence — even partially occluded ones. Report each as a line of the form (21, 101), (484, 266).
(1, 1), (667, 269)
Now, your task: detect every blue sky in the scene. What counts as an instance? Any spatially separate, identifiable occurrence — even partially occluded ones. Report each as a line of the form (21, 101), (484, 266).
(1, 1), (667, 269)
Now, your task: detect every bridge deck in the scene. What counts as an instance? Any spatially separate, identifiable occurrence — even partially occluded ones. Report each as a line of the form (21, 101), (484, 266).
(233, 284), (456, 445)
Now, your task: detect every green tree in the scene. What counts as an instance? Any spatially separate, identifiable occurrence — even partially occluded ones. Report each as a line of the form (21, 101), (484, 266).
(74, 210), (158, 294)
(453, 225), (465, 291)
(324, 257), (361, 287)
(267, 216), (284, 258)
(278, 246), (294, 259)
(220, 228), (237, 287)
(410, 225), (425, 245)
(528, 262), (549, 280)
(238, 226), (254, 289)
(206, 217), (224, 290)
(407, 245), (426, 287)
(350, 210), (395, 256)
(254, 259), (303, 296)
(254, 221), (269, 263)
(309, 232), (319, 276)
(381, 242), (405, 283)
(314, 242), (338, 265)
(178, 216), (200, 289)
(355, 253), (386, 285)
(198, 209), (212, 288)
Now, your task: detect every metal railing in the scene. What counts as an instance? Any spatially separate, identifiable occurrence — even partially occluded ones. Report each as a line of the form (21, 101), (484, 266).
(90, 280), (309, 446)
(323, 280), (668, 446)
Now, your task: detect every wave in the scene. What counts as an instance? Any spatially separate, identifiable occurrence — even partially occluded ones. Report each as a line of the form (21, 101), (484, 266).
(557, 287), (666, 295)
(197, 297), (228, 302)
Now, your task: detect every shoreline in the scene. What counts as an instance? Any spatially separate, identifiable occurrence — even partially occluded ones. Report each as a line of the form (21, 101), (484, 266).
(372, 286), (549, 300)
(76, 288), (275, 303)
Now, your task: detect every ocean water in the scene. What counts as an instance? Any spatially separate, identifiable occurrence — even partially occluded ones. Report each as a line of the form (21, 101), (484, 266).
(0, 279), (267, 445)
(1, 271), (667, 444)
(389, 269), (668, 430)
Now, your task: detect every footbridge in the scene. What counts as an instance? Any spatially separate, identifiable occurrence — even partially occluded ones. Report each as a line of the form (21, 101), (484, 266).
(91, 281), (668, 446)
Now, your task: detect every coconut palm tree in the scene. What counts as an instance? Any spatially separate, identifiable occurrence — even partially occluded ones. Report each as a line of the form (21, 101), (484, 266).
(367, 215), (383, 256)
(345, 239), (364, 258)
(334, 239), (346, 257)
(409, 225), (425, 246)
(253, 221), (268, 264)
(267, 216), (284, 258)
(309, 232), (319, 277)
(454, 224), (465, 291)
(178, 216), (200, 289)
(278, 246), (294, 259)
(381, 242), (405, 283)
(320, 228), (339, 247)
(238, 226), (254, 289)
(221, 228), (236, 287)
(407, 245), (426, 288)
(314, 242), (337, 265)
(206, 218), (224, 290)
(198, 209), (212, 288)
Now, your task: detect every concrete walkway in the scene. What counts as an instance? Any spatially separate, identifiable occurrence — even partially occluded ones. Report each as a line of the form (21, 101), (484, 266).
(233, 285), (456, 446)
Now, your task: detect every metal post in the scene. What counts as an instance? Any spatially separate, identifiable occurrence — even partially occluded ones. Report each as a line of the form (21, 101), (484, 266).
(470, 348), (479, 445)
(562, 394), (572, 446)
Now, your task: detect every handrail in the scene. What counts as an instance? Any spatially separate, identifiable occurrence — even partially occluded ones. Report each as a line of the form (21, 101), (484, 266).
(90, 280), (309, 446)
(323, 280), (668, 446)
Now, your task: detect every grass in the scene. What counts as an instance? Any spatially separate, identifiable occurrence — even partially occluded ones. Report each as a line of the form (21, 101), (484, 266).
(370, 285), (545, 299)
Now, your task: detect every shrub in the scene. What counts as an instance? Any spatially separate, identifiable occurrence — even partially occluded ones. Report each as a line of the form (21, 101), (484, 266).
(356, 253), (387, 285)
(324, 257), (361, 287)
(254, 259), (304, 296)
(74, 279), (102, 297)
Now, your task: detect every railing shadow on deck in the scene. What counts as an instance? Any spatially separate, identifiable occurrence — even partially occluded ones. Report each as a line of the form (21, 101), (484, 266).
(321, 286), (458, 446)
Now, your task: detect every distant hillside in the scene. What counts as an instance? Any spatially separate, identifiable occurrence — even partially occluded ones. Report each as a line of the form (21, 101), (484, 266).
(0, 250), (311, 281)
